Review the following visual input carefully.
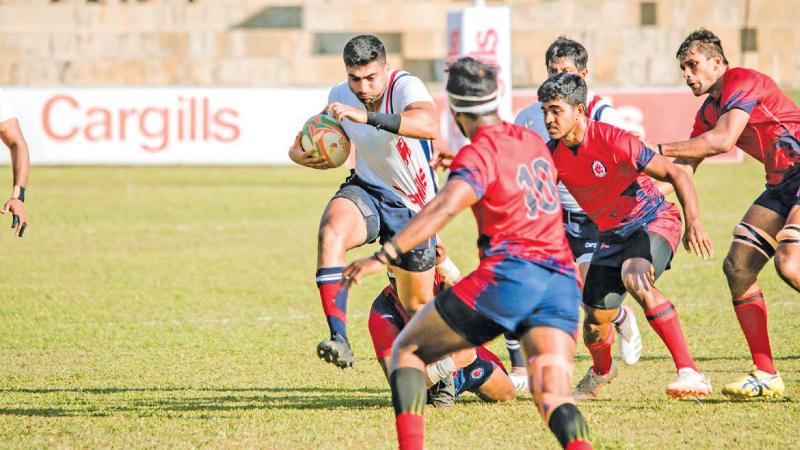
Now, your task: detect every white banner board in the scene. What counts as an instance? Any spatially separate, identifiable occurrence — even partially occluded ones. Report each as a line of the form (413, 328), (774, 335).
(445, 5), (512, 149)
(1, 87), (330, 165)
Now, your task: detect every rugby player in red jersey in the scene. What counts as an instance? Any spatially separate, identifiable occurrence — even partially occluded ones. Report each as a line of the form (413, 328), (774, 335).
(509, 36), (644, 393)
(656, 29), (800, 398)
(345, 57), (592, 450)
(368, 270), (516, 405)
(538, 73), (714, 400)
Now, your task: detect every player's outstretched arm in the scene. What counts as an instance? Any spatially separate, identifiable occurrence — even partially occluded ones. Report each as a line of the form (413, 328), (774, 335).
(0, 117), (29, 237)
(660, 108), (749, 159)
(287, 131), (331, 170)
(343, 179), (477, 284)
(653, 157), (703, 196)
(644, 154), (713, 260)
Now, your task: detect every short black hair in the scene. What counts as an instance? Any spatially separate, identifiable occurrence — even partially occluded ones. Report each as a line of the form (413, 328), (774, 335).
(446, 57), (498, 117)
(545, 36), (588, 70)
(343, 35), (386, 67)
(537, 73), (587, 108)
(446, 56), (497, 97)
(676, 28), (728, 65)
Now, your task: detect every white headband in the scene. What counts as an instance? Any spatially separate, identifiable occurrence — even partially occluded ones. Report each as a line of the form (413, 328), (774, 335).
(449, 99), (499, 113)
(447, 91), (498, 102)
(447, 90), (499, 113)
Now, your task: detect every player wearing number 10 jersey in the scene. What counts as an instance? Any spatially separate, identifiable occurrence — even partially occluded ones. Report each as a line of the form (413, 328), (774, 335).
(343, 57), (591, 450)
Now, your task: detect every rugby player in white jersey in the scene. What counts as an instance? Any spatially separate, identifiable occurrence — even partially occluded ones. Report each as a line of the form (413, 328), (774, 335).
(288, 35), (442, 371)
(507, 37), (642, 392)
(0, 88), (29, 237)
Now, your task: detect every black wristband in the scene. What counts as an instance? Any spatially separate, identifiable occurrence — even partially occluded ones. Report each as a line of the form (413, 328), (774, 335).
(389, 240), (404, 259)
(372, 246), (400, 266)
(657, 144), (663, 156)
(374, 248), (391, 265)
(366, 112), (401, 134)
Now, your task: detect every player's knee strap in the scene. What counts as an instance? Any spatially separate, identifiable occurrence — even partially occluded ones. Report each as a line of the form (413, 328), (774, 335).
(733, 222), (777, 257)
(733, 222), (777, 258)
(777, 224), (800, 245)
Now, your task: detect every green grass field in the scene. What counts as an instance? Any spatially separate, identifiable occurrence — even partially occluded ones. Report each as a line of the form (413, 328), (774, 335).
(0, 161), (797, 449)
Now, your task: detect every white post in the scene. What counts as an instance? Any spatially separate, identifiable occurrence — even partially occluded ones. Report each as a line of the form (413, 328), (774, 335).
(445, 5), (512, 151)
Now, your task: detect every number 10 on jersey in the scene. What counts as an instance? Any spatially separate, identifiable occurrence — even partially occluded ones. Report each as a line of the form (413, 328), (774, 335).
(517, 158), (559, 219)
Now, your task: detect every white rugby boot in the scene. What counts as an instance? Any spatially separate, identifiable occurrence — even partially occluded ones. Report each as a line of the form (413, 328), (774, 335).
(509, 371), (529, 392)
(666, 368), (712, 399)
(614, 306), (643, 365)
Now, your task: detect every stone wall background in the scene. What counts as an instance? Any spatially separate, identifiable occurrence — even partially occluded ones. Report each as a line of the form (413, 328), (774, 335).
(0, 0), (796, 88)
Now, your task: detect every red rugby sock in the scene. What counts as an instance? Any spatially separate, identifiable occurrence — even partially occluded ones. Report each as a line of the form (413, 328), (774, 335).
(586, 332), (614, 376)
(733, 289), (776, 374)
(395, 413), (424, 450)
(645, 302), (697, 371)
(390, 368), (427, 450)
(316, 267), (347, 339)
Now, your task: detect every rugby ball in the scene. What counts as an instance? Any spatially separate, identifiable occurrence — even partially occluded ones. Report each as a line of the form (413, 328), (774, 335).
(301, 114), (351, 168)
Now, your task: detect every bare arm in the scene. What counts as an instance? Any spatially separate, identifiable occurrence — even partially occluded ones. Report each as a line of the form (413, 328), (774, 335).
(0, 118), (30, 236)
(654, 157), (703, 196)
(396, 101), (439, 140)
(660, 108), (749, 159)
(343, 180), (477, 283)
(644, 154), (713, 259)
(0, 118), (30, 189)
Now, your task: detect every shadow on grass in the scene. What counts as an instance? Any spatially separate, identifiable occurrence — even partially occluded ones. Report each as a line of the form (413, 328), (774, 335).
(694, 397), (795, 404)
(577, 354), (800, 363)
(0, 386), (388, 395)
(0, 386), (392, 417)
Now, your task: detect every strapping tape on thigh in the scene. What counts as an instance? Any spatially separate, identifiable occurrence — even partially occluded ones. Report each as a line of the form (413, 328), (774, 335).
(733, 222), (777, 258)
(777, 224), (800, 245)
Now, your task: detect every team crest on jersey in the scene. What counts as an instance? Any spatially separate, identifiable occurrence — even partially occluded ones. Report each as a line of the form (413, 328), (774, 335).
(592, 160), (607, 178)
(470, 367), (484, 379)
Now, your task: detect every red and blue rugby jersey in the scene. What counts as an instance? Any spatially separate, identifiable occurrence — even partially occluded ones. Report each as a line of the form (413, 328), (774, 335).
(691, 67), (800, 185)
(448, 121), (574, 276)
(550, 120), (680, 239)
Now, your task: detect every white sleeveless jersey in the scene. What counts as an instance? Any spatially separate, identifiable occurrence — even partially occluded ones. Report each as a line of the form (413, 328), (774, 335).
(514, 90), (629, 213)
(328, 70), (437, 212)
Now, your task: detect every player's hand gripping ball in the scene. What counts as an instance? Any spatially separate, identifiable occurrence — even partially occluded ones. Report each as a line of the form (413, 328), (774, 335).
(301, 114), (351, 168)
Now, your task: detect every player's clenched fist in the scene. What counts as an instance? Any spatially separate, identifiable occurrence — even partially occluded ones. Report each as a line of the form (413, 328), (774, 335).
(683, 219), (714, 260)
(325, 102), (367, 125)
(287, 132), (331, 169)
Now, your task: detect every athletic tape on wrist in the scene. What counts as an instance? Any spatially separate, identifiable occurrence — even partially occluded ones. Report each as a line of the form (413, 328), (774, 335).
(436, 257), (461, 282)
(425, 357), (456, 385)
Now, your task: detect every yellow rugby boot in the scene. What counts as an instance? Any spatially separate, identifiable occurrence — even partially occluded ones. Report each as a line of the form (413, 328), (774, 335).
(722, 370), (785, 399)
